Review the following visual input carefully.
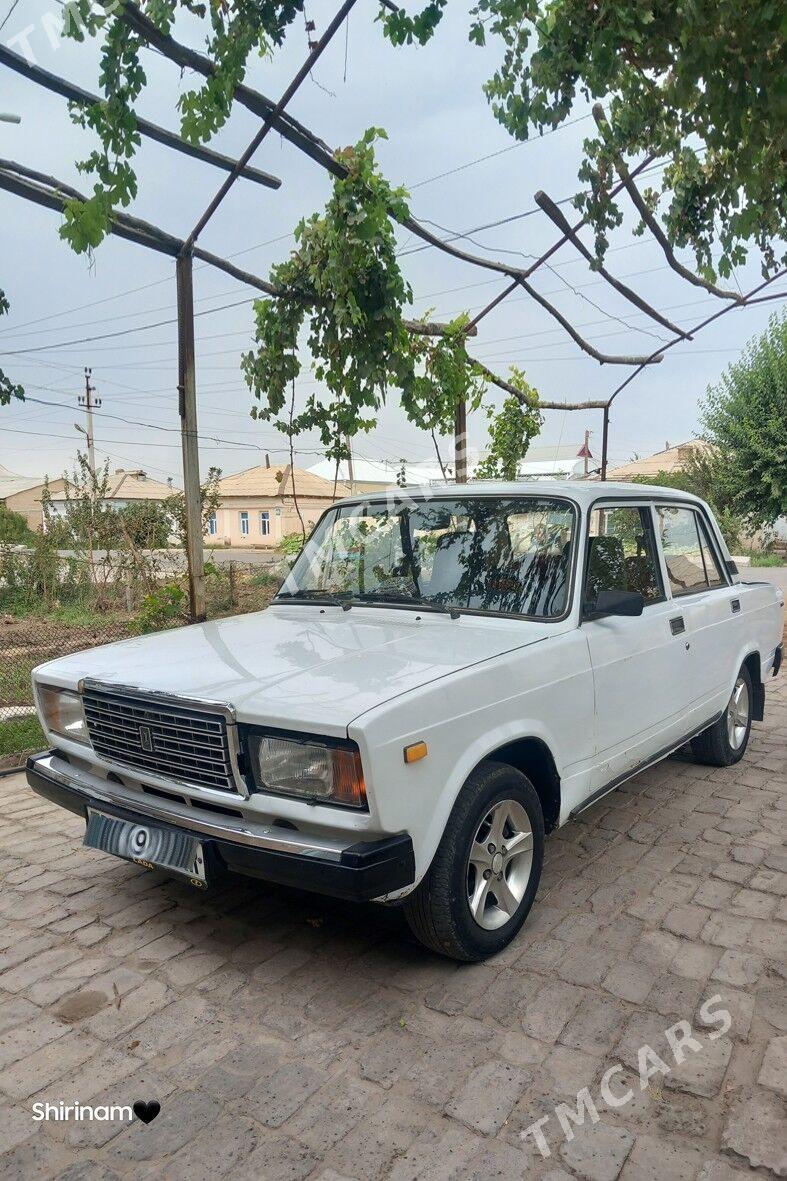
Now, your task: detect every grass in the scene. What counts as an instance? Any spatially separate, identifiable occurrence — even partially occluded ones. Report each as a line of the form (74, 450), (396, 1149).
(1, 601), (133, 626)
(749, 553), (786, 568)
(0, 715), (45, 764)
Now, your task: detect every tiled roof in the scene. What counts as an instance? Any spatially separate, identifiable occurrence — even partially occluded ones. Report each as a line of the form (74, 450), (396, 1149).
(217, 464), (349, 499)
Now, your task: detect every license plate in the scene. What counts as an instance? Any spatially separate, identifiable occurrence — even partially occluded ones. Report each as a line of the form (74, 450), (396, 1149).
(84, 809), (208, 887)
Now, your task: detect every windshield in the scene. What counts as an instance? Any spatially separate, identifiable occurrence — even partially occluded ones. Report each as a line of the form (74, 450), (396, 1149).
(278, 495), (576, 619)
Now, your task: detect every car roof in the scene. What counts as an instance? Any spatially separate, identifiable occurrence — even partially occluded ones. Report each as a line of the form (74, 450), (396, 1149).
(333, 479), (707, 510)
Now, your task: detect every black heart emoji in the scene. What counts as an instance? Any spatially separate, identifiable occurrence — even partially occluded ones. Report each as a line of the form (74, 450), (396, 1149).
(133, 1100), (161, 1125)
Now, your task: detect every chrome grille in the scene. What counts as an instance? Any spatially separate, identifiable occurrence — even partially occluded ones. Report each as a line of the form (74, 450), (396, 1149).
(82, 685), (238, 793)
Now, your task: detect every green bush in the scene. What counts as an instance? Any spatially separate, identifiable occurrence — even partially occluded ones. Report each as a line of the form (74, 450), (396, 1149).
(0, 506), (34, 544)
(132, 582), (186, 633)
(749, 553), (785, 567)
(0, 535), (83, 612)
(250, 569), (283, 590)
(280, 532), (305, 559)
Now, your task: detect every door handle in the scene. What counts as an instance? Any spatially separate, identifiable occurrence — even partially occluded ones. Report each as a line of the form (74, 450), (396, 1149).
(670, 616), (685, 636)
(731, 598), (741, 614)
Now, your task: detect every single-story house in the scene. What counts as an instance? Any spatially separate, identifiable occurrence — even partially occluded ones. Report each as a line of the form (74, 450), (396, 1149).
(4, 468), (175, 532)
(0, 464), (45, 523)
(208, 464), (349, 548)
(607, 439), (712, 480)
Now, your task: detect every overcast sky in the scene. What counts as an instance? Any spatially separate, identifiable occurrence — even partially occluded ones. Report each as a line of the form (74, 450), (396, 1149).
(1, 2), (783, 486)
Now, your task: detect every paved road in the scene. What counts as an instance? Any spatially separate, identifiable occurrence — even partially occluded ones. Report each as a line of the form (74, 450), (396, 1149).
(207, 547), (283, 568)
(0, 681), (784, 1179)
(744, 565), (787, 595)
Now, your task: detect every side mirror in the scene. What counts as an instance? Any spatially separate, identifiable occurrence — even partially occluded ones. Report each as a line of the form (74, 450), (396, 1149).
(584, 589), (645, 620)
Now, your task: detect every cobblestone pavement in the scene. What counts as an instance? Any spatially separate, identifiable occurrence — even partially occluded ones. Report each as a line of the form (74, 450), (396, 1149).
(0, 682), (785, 1181)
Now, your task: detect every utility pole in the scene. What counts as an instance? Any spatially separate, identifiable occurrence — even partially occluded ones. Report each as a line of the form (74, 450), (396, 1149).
(176, 253), (206, 623)
(454, 399), (468, 483)
(77, 367), (100, 474)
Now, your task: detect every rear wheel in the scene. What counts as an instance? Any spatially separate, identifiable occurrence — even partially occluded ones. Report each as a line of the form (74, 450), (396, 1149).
(403, 761), (544, 961)
(691, 664), (753, 767)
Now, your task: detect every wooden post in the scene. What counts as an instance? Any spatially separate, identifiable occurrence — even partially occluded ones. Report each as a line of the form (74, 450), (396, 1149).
(345, 435), (355, 494)
(176, 253), (206, 622)
(454, 398), (468, 483)
(601, 404), (610, 481)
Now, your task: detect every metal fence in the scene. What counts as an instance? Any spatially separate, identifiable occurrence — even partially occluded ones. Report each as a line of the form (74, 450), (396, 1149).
(0, 547), (283, 770)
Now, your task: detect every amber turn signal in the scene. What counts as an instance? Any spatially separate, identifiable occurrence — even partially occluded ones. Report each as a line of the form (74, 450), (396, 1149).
(403, 741), (428, 765)
(331, 747), (367, 808)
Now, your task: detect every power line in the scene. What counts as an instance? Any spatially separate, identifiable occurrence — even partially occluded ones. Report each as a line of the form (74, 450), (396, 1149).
(0, 0), (22, 33)
(407, 112), (594, 191)
(1, 254), (698, 360)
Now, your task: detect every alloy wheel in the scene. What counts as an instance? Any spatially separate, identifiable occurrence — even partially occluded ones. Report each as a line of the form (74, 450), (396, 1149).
(466, 798), (534, 930)
(726, 676), (750, 750)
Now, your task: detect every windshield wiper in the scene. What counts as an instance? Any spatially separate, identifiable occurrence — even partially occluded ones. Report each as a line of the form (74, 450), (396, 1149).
(274, 589), (352, 606)
(351, 591), (461, 618)
(275, 588), (461, 618)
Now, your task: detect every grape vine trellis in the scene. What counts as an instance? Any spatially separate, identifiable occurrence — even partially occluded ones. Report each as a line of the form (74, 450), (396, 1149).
(240, 131), (515, 474)
(1, 0), (786, 619)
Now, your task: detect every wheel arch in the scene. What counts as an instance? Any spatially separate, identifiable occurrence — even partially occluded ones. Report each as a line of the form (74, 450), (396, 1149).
(480, 736), (561, 833)
(741, 650), (764, 721)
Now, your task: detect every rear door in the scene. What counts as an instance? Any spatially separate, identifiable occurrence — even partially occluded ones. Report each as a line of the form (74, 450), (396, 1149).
(654, 503), (737, 719)
(582, 501), (694, 789)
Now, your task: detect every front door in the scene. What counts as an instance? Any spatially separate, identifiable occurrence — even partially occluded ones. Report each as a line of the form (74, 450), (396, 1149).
(582, 502), (694, 790)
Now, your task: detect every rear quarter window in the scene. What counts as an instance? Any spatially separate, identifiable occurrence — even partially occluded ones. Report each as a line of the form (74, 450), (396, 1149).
(656, 505), (726, 596)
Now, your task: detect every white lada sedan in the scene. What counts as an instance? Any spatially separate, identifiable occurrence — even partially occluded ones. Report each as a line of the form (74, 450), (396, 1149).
(27, 482), (783, 960)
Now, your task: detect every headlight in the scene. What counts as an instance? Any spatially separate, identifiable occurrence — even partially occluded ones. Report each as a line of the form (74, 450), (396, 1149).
(36, 684), (91, 746)
(248, 734), (366, 808)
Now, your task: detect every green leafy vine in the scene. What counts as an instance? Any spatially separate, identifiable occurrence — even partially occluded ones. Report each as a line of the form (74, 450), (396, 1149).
(0, 290), (24, 407)
(241, 129), (419, 464)
(475, 369), (542, 480)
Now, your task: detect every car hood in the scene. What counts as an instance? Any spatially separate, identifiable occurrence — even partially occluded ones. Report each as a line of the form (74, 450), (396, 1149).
(37, 604), (556, 734)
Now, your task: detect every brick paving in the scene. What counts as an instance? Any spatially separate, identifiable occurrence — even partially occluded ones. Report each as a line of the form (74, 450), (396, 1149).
(0, 681), (784, 1180)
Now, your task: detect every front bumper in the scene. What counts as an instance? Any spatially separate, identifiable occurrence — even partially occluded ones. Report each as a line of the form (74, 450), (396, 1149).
(26, 752), (415, 902)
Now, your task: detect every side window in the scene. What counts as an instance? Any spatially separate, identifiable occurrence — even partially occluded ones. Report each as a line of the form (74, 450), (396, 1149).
(585, 505), (663, 607)
(697, 517), (725, 587)
(656, 506), (723, 595)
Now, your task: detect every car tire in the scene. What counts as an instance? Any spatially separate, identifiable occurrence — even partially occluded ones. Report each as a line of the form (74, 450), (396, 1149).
(403, 761), (545, 961)
(691, 663), (753, 767)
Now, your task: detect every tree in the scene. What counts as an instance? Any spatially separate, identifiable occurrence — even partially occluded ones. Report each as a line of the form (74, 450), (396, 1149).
(119, 500), (172, 549)
(474, 370), (542, 480)
(700, 313), (787, 528)
(43, 455), (119, 553)
(166, 466), (222, 550)
(42, 453), (173, 602)
(629, 449), (745, 550)
(382, 2), (786, 281)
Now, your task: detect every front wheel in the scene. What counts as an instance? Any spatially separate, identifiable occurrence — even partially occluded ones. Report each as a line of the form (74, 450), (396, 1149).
(691, 663), (753, 767)
(403, 761), (544, 961)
